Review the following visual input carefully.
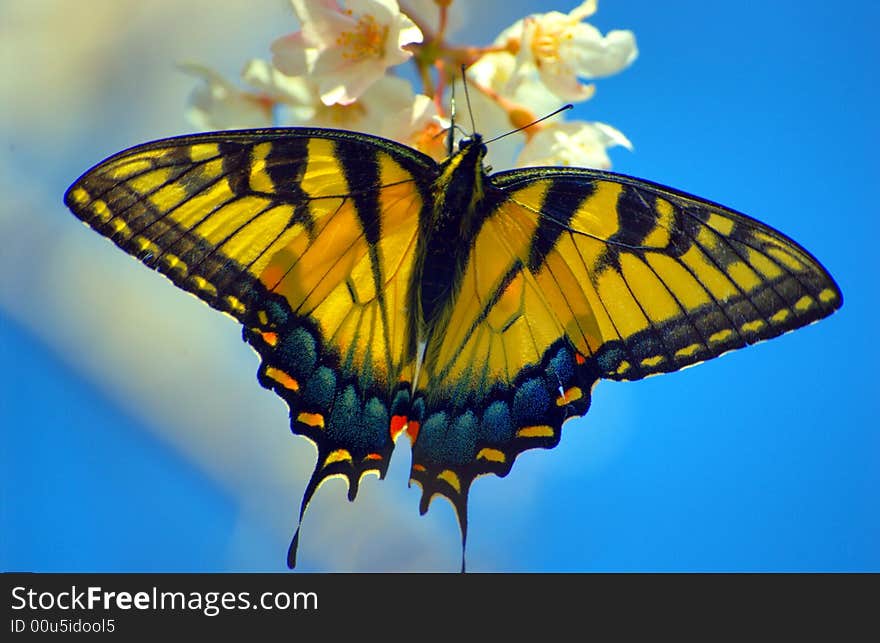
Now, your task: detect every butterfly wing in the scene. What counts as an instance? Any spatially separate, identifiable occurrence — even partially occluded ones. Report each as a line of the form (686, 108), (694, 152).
(65, 128), (437, 563)
(497, 168), (842, 377)
(409, 166), (842, 526)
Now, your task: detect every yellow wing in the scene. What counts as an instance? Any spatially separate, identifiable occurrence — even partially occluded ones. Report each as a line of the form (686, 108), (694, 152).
(408, 167), (842, 525)
(64, 128), (437, 565)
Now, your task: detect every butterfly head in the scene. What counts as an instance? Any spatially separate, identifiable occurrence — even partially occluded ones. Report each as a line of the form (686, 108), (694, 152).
(449, 133), (488, 174)
(457, 133), (483, 150)
(437, 132), (489, 197)
(456, 133), (485, 157)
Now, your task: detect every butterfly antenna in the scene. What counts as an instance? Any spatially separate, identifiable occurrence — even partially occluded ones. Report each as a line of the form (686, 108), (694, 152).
(483, 104), (574, 145)
(460, 64), (477, 135)
(446, 77), (457, 155)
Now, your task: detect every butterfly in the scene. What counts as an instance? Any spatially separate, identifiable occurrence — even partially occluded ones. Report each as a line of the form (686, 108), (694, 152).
(65, 126), (842, 570)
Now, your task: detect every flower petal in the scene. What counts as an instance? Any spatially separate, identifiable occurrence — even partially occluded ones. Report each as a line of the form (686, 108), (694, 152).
(292, 0), (352, 48)
(569, 0), (598, 21)
(517, 120), (631, 169)
(270, 31), (315, 76)
(276, 0), (421, 105)
(241, 59), (314, 105)
(493, 1), (637, 103)
(401, 0), (466, 36)
(381, 93), (449, 160)
(564, 27), (638, 78)
(180, 63), (273, 131)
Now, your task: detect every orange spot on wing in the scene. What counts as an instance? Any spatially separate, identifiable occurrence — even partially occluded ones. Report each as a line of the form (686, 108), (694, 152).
(412, 463), (427, 472)
(476, 448), (506, 463)
(324, 449), (352, 466)
(555, 386), (583, 406)
(390, 415), (420, 442)
(517, 425), (554, 438)
(390, 415), (408, 441)
(261, 265), (285, 290)
(297, 412), (325, 429)
(364, 453), (383, 461)
(575, 353), (586, 365)
(260, 331), (278, 346)
(437, 470), (461, 493)
(265, 367), (299, 391)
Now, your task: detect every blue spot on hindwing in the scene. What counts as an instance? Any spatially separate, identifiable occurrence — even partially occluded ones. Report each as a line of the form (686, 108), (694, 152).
(278, 327), (318, 380)
(362, 397), (389, 451)
(328, 384), (362, 450)
(265, 298), (291, 325)
(410, 396), (425, 424)
(447, 411), (478, 465)
(416, 410), (478, 466)
(303, 366), (336, 410)
(547, 346), (575, 385)
(417, 412), (448, 462)
(390, 389), (410, 417)
(480, 401), (515, 444)
(512, 378), (551, 425)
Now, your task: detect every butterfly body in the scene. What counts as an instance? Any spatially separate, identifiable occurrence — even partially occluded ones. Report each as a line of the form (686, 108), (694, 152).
(64, 126), (841, 568)
(413, 134), (487, 343)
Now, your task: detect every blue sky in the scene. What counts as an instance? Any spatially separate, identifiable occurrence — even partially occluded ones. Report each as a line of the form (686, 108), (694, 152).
(2, 0), (877, 571)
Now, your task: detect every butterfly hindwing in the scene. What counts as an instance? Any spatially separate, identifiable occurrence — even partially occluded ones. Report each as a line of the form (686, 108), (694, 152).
(408, 165), (842, 525)
(408, 181), (599, 519)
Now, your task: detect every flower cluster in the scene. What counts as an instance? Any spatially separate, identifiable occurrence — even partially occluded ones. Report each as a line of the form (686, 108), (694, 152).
(184, 0), (637, 170)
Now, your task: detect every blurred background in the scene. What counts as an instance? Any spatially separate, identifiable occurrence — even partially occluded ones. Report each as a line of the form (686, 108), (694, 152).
(1, 0), (877, 572)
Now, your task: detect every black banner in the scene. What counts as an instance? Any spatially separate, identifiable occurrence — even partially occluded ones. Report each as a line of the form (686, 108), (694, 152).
(1, 573), (874, 635)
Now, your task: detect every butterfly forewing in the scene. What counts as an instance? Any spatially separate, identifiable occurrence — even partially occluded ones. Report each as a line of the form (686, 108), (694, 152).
(493, 168), (842, 379)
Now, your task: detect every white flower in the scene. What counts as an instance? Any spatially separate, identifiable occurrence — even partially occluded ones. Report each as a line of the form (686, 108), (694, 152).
(181, 63), (275, 130)
(284, 75), (423, 139)
(240, 59), (315, 107)
(271, 0), (423, 106)
(380, 93), (450, 161)
(516, 120), (632, 169)
(468, 51), (517, 92)
(240, 60), (321, 125)
(468, 50), (577, 119)
(399, 0), (465, 37)
(456, 77), (527, 172)
(497, 0), (637, 102)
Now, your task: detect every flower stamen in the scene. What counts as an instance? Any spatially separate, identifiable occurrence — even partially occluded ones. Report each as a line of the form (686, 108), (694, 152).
(337, 14), (390, 60)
